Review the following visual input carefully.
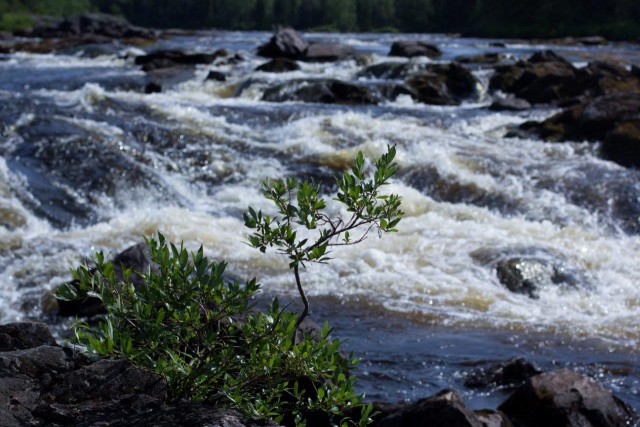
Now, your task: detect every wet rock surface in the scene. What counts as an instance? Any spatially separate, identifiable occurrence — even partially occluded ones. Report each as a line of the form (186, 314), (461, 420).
(471, 246), (591, 298)
(499, 369), (638, 427)
(403, 62), (477, 105)
(263, 79), (379, 105)
(464, 357), (542, 389)
(388, 40), (442, 58)
(257, 28), (355, 62)
(256, 58), (301, 73)
(1, 322), (638, 427)
(0, 322), (274, 427)
(517, 93), (640, 169)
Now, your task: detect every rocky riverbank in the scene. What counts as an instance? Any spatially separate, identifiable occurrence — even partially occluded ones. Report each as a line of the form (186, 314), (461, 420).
(1, 321), (637, 426)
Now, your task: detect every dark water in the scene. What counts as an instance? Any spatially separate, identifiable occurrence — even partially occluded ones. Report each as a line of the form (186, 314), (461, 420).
(0, 31), (639, 409)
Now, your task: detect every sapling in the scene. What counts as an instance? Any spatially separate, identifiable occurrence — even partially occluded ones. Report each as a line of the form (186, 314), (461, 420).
(244, 146), (403, 336)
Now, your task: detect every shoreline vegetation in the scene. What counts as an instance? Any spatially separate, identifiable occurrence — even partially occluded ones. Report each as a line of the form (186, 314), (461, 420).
(1, 0), (640, 40)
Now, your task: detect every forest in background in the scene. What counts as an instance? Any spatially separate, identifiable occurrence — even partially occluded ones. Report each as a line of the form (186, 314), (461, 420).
(1, 0), (640, 39)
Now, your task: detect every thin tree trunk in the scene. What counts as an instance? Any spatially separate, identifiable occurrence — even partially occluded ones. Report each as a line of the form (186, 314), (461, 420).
(292, 264), (309, 343)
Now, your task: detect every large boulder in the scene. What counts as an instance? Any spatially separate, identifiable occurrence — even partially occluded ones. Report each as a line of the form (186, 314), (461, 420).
(404, 62), (477, 105)
(499, 369), (638, 427)
(263, 79), (378, 105)
(388, 40), (442, 58)
(257, 27), (309, 59)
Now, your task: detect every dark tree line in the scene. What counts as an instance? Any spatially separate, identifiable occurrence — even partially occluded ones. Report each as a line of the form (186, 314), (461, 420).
(3, 0), (640, 39)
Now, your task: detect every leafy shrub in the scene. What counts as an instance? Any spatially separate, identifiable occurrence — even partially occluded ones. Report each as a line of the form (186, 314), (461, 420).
(56, 234), (372, 426)
(56, 148), (402, 426)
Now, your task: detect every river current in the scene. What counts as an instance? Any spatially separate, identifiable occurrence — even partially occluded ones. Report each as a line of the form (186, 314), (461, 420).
(0, 31), (638, 408)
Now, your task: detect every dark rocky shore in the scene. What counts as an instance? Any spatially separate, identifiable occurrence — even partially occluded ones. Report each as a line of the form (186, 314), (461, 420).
(1, 321), (637, 426)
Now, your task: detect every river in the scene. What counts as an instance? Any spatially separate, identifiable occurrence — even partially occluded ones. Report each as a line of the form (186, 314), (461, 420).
(0, 30), (638, 409)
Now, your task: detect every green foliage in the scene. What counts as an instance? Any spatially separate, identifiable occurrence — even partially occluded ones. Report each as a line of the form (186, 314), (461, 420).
(56, 234), (373, 426)
(244, 147), (403, 333)
(0, 12), (33, 31)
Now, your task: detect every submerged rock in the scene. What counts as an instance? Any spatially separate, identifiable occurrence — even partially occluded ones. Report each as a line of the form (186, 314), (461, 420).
(471, 246), (591, 298)
(57, 243), (152, 317)
(388, 40), (442, 58)
(499, 369), (638, 427)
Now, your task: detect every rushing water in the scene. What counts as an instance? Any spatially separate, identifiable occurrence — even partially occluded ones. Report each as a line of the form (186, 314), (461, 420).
(0, 31), (639, 409)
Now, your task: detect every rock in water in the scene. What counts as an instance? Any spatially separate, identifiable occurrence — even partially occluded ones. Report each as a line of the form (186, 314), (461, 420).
(257, 27), (309, 59)
(374, 389), (483, 427)
(255, 58), (301, 72)
(388, 40), (442, 58)
(134, 49), (228, 71)
(489, 98), (531, 111)
(499, 369), (638, 427)
(263, 79), (378, 105)
(404, 62), (477, 105)
(517, 93), (640, 168)
(464, 357), (542, 389)
(0, 322), (57, 351)
(303, 42), (356, 62)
